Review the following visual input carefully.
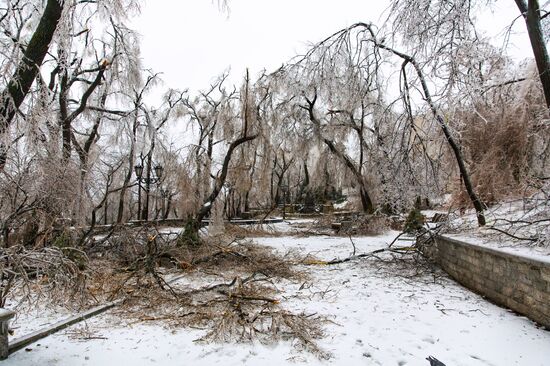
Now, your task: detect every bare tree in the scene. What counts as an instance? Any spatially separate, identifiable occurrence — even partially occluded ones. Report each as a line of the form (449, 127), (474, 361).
(300, 92), (375, 213)
(116, 72), (159, 223)
(270, 21), (486, 223)
(0, 0), (64, 171)
(388, 0), (550, 108)
(180, 72), (260, 244)
(514, 0), (550, 108)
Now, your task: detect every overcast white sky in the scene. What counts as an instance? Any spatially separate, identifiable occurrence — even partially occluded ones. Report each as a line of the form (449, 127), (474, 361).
(130, 0), (532, 95)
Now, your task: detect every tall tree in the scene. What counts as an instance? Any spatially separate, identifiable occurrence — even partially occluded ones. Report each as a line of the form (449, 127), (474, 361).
(0, 0), (64, 171)
(514, 0), (550, 108)
(280, 22), (487, 224)
(389, 0), (550, 108)
(181, 72), (259, 244)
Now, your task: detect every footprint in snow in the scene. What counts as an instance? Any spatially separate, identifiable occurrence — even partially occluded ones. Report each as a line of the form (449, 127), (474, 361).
(422, 336), (436, 344)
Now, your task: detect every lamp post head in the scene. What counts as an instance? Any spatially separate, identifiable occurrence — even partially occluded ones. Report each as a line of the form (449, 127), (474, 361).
(134, 164), (143, 179)
(154, 164), (164, 180)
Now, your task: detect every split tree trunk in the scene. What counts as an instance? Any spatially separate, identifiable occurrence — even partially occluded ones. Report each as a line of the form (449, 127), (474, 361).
(183, 135), (257, 244)
(302, 94), (375, 214)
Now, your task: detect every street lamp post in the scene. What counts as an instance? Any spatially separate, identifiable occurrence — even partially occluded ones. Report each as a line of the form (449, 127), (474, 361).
(134, 164), (143, 220)
(160, 189), (168, 219)
(281, 184), (288, 220)
(134, 160), (163, 221)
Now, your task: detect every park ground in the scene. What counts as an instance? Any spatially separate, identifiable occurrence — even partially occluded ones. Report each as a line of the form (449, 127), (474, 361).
(5, 220), (550, 366)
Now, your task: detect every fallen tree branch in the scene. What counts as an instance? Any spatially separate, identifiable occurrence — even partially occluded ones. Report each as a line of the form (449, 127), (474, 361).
(305, 245), (418, 266)
(487, 227), (538, 242)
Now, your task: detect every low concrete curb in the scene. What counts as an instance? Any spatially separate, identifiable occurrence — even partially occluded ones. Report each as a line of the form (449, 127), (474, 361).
(7, 271), (188, 356)
(8, 300), (122, 355)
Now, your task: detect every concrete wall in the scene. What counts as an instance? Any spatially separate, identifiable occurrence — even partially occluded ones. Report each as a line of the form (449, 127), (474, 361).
(424, 235), (550, 329)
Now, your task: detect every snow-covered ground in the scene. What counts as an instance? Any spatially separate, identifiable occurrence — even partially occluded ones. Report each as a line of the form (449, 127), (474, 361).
(5, 224), (550, 365)
(7, 305), (73, 337)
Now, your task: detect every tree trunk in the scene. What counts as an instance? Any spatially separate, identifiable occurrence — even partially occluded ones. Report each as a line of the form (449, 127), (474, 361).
(59, 69), (71, 160)
(515, 0), (550, 109)
(359, 185), (375, 214)
(0, 0), (64, 170)
(195, 135), (257, 224)
(323, 138), (375, 214)
(361, 23), (487, 226)
(182, 135), (257, 244)
(117, 113), (138, 223)
(302, 94), (375, 214)
(412, 67), (486, 226)
(163, 194), (173, 220)
(409, 59), (486, 225)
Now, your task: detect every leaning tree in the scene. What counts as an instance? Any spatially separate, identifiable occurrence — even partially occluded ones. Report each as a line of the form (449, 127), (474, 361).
(180, 71), (260, 244)
(275, 22), (488, 224)
(388, 0), (550, 109)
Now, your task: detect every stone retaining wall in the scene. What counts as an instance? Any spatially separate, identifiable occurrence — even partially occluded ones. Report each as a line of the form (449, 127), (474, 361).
(424, 235), (550, 329)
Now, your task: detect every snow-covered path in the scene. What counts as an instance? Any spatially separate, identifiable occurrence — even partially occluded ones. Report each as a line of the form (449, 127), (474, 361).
(254, 234), (550, 365)
(6, 231), (550, 365)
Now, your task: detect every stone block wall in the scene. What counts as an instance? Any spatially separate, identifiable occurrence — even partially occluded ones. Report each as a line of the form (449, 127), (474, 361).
(424, 235), (550, 329)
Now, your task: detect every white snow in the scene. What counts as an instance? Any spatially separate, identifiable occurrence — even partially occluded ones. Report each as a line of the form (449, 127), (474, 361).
(333, 200), (348, 210)
(6, 304), (74, 339)
(430, 199), (550, 261)
(261, 218), (315, 234)
(5, 223), (550, 365)
(157, 226), (184, 235)
(445, 233), (550, 265)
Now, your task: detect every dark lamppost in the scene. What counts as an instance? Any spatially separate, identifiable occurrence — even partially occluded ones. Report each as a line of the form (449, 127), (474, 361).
(134, 162), (164, 221)
(134, 164), (143, 220)
(281, 184), (288, 220)
(159, 188), (169, 219)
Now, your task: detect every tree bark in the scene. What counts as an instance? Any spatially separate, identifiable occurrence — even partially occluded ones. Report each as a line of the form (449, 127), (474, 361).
(141, 144), (155, 221)
(352, 22), (486, 226)
(323, 136), (375, 213)
(302, 94), (375, 214)
(184, 134), (257, 242)
(116, 112), (138, 223)
(514, 0), (550, 109)
(0, 0), (64, 170)
(409, 60), (486, 226)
